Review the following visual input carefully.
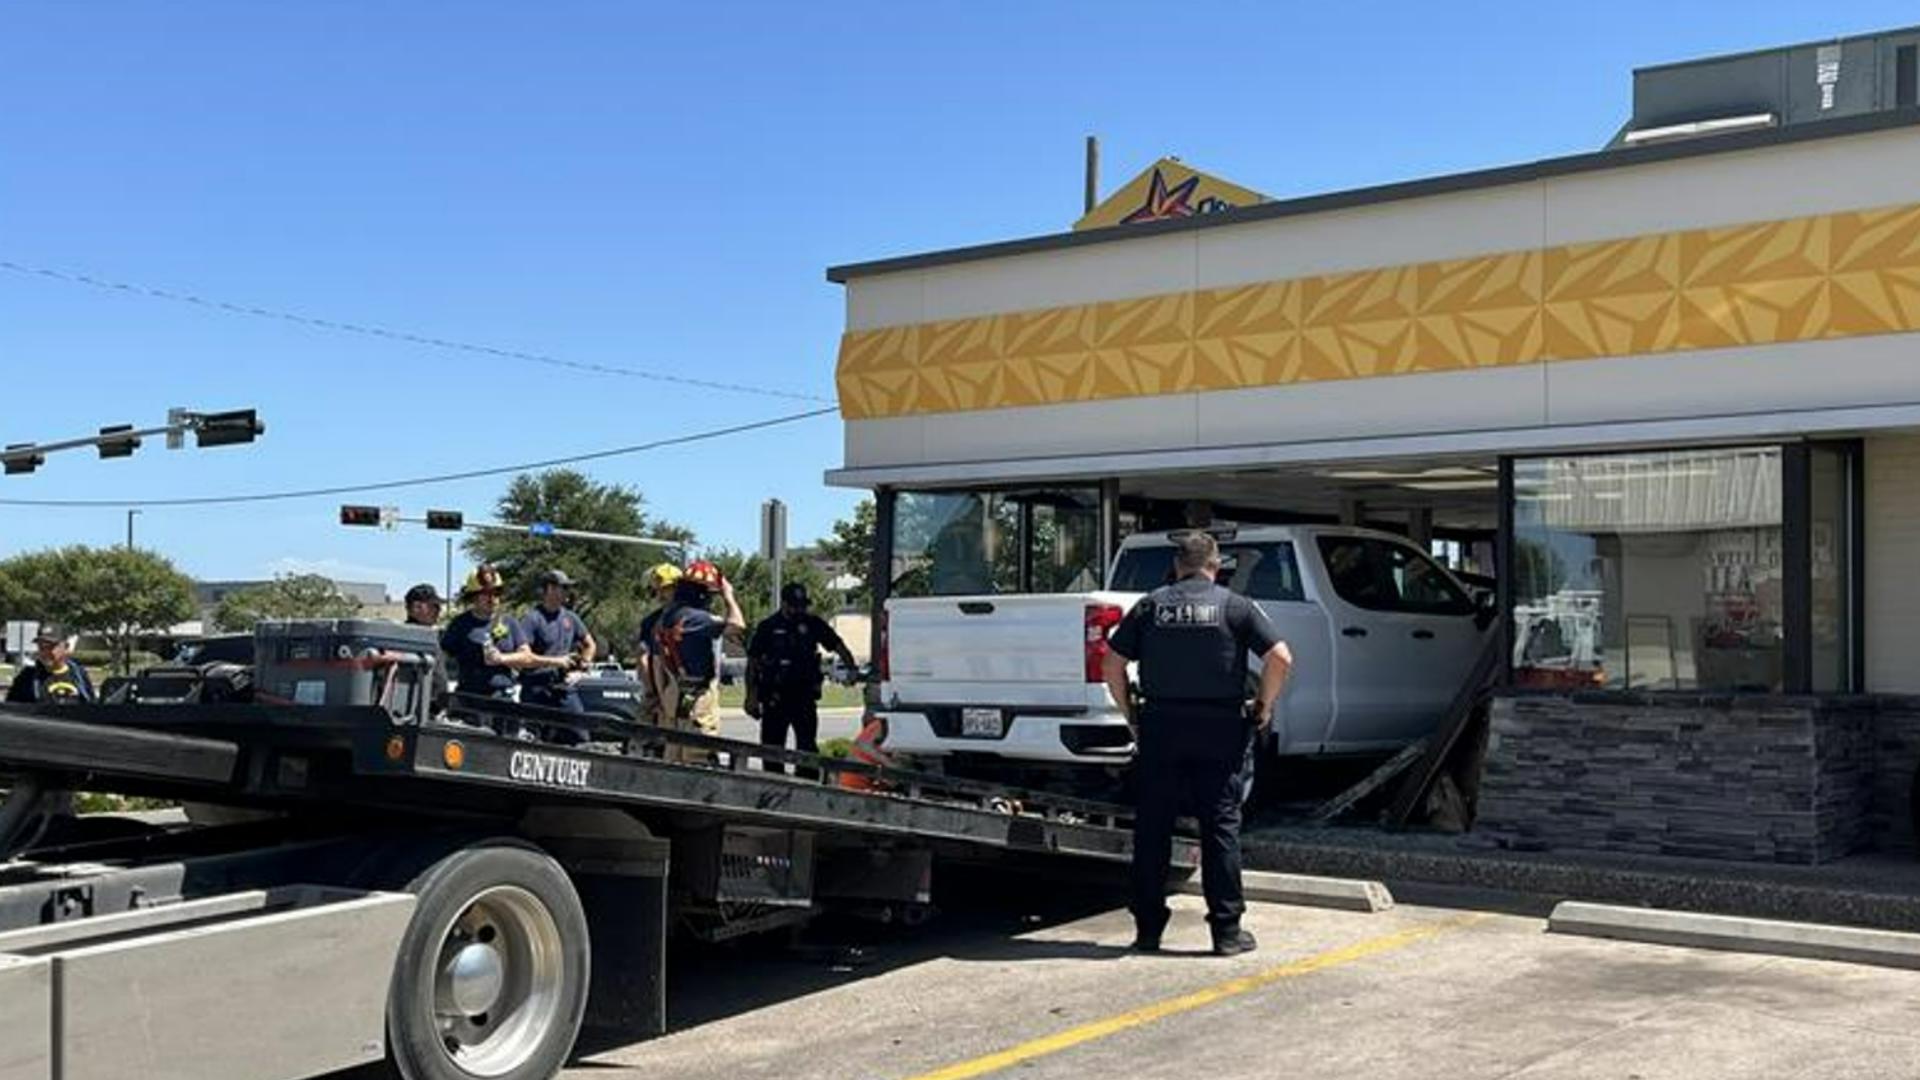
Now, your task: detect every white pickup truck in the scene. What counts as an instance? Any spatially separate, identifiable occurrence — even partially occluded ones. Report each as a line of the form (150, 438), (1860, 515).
(875, 525), (1495, 773)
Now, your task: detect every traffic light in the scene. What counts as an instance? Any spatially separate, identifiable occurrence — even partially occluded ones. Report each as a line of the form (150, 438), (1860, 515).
(425, 510), (464, 531)
(2, 444), (43, 475)
(340, 505), (383, 527)
(195, 409), (264, 448)
(98, 424), (141, 459)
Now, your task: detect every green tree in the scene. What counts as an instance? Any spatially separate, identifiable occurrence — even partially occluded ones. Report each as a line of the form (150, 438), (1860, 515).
(706, 548), (831, 634)
(462, 469), (695, 659)
(815, 498), (875, 611)
(213, 574), (364, 631)
(0, 546), (195, 669)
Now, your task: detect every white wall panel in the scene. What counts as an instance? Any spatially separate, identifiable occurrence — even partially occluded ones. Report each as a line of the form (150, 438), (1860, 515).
(1543, 127), (1920, 245)
(844, 416), (928, 470)
(917, 232), (1197, 324)
(1195, 365), (1546, 446)
(1865, 432), (1920, 693)
(916, 394), (1197, 465)
(1195, 185), (1546, 290)
(1545, 336), (1920, 428)
(846, 273), (925, 332)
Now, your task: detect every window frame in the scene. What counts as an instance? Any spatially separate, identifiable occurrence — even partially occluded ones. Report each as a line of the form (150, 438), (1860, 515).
(1499, 440), (1862, 695)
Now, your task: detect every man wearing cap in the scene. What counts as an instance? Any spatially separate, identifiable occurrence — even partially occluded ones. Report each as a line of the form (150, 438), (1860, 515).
(440, 566), (558, 702)
(520, 569), (596, 717)
(5, 624), (96, 705)
(403, 583), (444, 628)
(402, 584), (450, 714)
(746, 583), (857, 771)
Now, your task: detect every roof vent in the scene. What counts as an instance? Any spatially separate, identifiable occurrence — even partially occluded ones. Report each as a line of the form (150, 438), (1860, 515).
(1620, 112), (1777, 146)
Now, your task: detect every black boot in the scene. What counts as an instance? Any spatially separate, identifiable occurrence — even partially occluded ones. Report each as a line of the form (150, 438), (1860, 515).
(1132, 911), (1169, 953)
(1212, 927), (1257, 956)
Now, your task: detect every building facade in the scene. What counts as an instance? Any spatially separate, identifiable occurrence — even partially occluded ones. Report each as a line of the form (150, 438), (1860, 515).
(827, 28), (1920, 863)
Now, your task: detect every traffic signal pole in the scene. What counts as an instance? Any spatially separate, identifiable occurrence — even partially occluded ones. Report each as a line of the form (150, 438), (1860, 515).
(4, 408), (264, 474)
(341, 505), (688, 559)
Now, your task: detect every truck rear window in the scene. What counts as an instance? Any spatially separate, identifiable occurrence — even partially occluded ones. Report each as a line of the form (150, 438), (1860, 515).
(1110, 542), (1305, 601)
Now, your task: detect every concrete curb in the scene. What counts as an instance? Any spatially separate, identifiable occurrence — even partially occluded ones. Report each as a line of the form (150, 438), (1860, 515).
(1548, 900), (1920, 970)
(1181, 870), (1393, 913)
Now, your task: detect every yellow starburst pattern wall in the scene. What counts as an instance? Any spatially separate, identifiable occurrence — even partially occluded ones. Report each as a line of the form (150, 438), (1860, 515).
(836, 201), (1920, 420)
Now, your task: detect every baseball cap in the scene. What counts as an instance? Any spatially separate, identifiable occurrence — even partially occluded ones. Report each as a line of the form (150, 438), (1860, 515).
(404, 583), (444, 606)
(32, 623), (67, 644)
(538, 569), (577, 589)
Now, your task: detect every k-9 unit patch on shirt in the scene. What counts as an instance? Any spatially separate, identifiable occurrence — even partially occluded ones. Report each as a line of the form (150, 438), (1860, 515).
(1154, 601), (1221, 627)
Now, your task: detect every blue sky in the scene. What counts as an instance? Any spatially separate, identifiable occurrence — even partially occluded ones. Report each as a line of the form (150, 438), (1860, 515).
(3, 2), (1913, 597)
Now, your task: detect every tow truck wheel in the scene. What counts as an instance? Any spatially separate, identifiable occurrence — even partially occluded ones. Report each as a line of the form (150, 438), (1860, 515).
(388, 840), (590, 1080)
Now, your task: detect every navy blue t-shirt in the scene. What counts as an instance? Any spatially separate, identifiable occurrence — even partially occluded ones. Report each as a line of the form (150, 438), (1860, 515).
(520, 605), (587, 689)
(441, 611), (525, 696)
(650, 602), (722, 682)
(5, 659), (95, 704)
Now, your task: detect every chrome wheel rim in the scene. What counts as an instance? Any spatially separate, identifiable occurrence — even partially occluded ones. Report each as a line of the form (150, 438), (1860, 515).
(431, 885), (565, 1077)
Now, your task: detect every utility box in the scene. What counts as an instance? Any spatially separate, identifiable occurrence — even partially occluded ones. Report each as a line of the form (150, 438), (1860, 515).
(253, 618), (440, 723)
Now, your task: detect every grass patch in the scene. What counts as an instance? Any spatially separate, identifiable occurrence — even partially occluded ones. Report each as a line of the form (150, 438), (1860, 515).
(716, 682), (866, 710)
(73, 792), (177, 814)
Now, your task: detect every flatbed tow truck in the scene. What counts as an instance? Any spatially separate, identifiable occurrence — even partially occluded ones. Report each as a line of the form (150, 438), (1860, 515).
(0, 695), (1192, 1080)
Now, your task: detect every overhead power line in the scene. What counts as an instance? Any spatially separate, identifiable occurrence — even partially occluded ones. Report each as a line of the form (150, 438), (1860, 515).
(0, 258), (835, 404)
(0, 405), (837, 509)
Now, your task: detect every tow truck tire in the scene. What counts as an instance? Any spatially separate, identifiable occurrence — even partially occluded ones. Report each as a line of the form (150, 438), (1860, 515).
(387, 839), (591, 1080)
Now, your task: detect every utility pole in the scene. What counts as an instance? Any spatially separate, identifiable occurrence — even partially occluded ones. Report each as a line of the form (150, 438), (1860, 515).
(1084, 135), (1100, 214)
(125, 508), (140, 550)
(444, 537), (454, 607)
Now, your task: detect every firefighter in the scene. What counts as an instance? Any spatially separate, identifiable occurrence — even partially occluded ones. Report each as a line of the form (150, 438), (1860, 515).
(1101, 531), (1292, 957)
(519, 569), (595, 715)
(5, 623), (95, 704)
(642, 560), (744, 761)
(634, 563), (683, 726)
(746, 582), (857, 771)
(440, 566), (552, 700)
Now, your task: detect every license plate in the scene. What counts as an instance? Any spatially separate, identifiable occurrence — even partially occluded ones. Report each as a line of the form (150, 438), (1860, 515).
(960, 708), (1004, 738)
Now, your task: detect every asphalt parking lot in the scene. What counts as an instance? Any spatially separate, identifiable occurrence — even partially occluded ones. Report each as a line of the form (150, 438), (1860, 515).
(568, 888), (1920, 1080)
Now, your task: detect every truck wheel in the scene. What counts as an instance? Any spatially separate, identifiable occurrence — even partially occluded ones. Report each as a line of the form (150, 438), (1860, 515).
(387, 840), (590, 1080)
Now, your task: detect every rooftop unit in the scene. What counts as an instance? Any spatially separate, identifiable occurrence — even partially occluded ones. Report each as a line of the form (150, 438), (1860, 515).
(1612, 25), (1920, 148)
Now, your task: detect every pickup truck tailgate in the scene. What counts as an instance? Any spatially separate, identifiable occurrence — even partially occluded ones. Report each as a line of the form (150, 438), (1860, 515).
(885, 592), (1140, 707)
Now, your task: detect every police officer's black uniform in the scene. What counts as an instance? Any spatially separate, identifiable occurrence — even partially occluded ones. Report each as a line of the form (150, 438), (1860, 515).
(1108, 573), (1281, 952)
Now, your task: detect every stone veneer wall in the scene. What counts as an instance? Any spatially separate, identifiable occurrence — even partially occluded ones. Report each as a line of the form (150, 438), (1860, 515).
(1872, 696), (1920, 854)
(1475, 693), (1909, 865)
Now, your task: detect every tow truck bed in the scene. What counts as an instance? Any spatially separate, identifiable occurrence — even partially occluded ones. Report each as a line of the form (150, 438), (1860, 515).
(0, 701), (1193, 1080)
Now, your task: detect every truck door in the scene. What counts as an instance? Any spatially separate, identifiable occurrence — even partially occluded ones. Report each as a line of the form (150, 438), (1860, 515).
(1216, 541), (1333, 755)
(1313, 535), (1481, 751)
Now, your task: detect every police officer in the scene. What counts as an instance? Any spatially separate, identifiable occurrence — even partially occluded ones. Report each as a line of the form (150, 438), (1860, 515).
(5, 623), (96, 704)
(746, 582), (858, 771)
(519, 569), (596, 715)
(1102, 532), (1292, 956)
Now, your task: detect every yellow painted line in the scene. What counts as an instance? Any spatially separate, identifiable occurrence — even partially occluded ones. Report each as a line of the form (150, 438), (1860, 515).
(904, 914), (1485, 1080)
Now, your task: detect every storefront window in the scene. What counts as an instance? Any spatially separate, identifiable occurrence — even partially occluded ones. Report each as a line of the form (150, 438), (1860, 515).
(1512, 448), (1785, 692)
(891, 488), (1101, 597)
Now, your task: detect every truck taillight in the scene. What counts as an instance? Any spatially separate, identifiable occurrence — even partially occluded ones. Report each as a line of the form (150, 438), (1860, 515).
(1084, 604), (1123, 683)
(876, 610), (890, 682)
